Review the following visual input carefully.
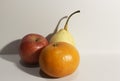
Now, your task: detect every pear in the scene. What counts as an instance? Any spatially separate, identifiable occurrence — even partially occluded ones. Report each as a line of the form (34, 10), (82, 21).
(50, 10), (80, 46)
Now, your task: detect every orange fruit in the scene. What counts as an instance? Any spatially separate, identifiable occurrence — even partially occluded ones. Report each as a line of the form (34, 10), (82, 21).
(39, 42), (80, 77)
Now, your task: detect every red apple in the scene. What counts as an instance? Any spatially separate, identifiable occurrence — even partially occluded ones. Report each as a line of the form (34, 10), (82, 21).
(19, 33), (48, 65)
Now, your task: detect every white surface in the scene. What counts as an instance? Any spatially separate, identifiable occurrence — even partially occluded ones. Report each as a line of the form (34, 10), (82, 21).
(0, 0), (120, 81)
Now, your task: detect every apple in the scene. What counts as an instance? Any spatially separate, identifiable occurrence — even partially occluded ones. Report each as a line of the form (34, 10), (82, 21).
(19, 33), (48, 65)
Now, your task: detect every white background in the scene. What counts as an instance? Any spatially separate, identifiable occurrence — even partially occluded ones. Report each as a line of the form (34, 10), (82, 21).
(0, 0), (120, 81)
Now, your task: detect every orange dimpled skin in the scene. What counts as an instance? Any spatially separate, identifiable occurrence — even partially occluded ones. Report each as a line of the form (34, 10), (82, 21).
(39, 42), (80, 77)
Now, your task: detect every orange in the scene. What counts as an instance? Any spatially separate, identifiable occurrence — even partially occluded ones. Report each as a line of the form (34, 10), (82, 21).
(39, 42), (80, 77)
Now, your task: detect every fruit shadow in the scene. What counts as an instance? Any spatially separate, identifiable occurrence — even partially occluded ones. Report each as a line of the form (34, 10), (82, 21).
(0, 39), (21, 63)
(46, 16), (67, 41)
(18, 58), (54, 78)
(0, 39), (80, 80)
(0, 39), (21, 54)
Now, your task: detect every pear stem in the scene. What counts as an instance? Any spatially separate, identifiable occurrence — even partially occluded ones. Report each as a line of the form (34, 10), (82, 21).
(64, 10), (80, 31)
(54, 16), (68, 33)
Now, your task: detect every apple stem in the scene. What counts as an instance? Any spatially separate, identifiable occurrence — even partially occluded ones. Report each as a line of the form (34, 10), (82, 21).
(64, 10), (80, 31)
(35, 38), (40, 42)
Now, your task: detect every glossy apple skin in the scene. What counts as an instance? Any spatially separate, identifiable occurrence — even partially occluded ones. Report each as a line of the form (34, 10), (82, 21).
(19, 33), (48, 65)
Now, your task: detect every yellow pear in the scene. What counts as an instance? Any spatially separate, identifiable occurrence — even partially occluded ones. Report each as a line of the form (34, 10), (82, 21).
(50, 10), (80, 46)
